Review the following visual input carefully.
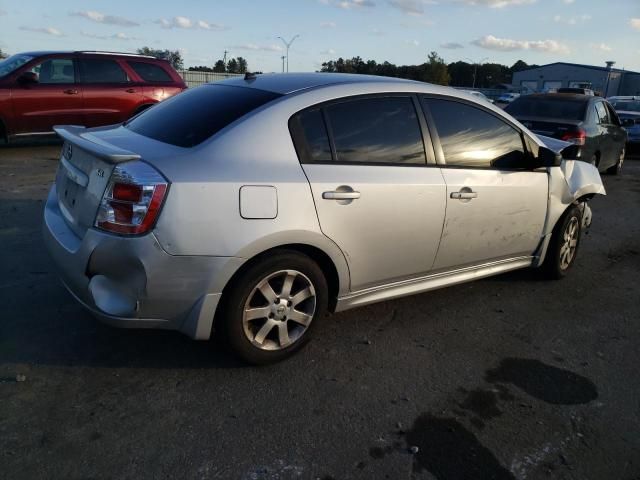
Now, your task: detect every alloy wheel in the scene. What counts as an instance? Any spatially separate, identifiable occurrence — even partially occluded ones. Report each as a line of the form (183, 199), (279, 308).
(559, 217), (579, 270)
(242, 270), (316, 351)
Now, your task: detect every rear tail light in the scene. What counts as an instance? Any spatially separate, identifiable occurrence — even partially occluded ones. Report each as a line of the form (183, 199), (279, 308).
(560, 128), (587, 146)
(95, 161), (168, 235)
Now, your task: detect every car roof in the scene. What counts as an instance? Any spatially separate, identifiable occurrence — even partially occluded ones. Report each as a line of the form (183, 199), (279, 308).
(217, 72), (422, 95)
(17, 50), (157, 60)
(521, 93), (593, 102)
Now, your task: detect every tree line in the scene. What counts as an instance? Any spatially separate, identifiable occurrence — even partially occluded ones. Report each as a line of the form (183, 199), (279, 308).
(321, 53), (537, 88)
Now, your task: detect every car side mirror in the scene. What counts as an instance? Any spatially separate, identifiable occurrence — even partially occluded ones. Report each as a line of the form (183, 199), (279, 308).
(17, 71), (38, 85)
(534, 146), (563, 168)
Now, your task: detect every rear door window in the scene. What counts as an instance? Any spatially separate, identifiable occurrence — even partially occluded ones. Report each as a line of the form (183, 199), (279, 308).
(126, 84), (282, 147)
(424, 97), (527, 169)
(128, 61), (173, 83)
(79, 59), (129, 83)
(325, 96), (426, 165)
(290, 109), (332, 163)
(595, 102), (610, 125)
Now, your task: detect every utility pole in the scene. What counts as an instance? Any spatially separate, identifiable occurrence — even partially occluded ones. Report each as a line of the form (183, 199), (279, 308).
(465, 57), (489, 89)
(223, 50), (228, 64)
(277, 35), (300, 73)
(281, 56), (286, 73)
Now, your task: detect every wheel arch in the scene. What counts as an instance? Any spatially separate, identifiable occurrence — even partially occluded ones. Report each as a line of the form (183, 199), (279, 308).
(208, 242), (347, 339)
(221, 243), (345, 311)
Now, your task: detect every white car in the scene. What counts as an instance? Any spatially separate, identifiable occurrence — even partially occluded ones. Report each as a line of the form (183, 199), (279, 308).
(498, 92), (521, 103)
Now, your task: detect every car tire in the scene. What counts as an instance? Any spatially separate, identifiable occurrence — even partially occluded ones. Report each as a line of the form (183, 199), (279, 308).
(541, 205), (582, 280)
(219, 250), (328, 365)
(606, 149), (624, 175)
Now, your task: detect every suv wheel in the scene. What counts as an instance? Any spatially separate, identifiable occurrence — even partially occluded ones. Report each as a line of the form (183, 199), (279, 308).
(541, 206), (582, 280)
(221, 251), (328, 364)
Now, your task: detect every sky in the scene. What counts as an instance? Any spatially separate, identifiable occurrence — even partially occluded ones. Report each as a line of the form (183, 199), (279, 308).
(1, 0), (639, 73)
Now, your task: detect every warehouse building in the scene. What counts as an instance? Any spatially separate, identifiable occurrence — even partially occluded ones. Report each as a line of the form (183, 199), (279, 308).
(512, 62), (640, 96)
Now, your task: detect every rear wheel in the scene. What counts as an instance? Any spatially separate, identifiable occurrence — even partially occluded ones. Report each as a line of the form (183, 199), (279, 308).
(541, 206), (582, 280)
(219, 251), (328, 365)
(606, 148), (624, 175)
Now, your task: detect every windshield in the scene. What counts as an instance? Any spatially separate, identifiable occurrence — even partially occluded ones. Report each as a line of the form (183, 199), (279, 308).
(610, 101), (640, 112)
(0, 54), (34, 78)
(505, 97), (587, 120)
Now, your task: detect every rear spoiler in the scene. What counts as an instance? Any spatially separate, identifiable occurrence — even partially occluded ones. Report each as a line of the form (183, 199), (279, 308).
(53, 125), (141, 163)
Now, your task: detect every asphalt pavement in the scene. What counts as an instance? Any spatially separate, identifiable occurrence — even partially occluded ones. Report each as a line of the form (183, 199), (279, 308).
(1, 143), (639, 480)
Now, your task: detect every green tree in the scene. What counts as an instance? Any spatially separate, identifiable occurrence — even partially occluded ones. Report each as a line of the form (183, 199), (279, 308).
(188, 65), (214, 72)
(213, 60), (226, 73)
(236, 57), (248, 74)
(226, 58), (239, 73)
(136, 47), (184, 70)
(422, 51), (450, 85)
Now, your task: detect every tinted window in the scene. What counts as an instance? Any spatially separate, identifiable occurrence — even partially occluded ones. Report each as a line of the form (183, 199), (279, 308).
(605, 103), (620, 126)
(29, 58), (75, 84)
(290, 109), (332, 163)
(79, 59), (128, 83)
(610, 100), (640, 112)
(0, 54), (34, 77)
(128, 61), (172, 82)
(595, 102), (610, 124)
(425, 98), (526, 169)
(505, 97), (587, 120)
(325, 97), (426, 165)
(126, 84), (281, 147)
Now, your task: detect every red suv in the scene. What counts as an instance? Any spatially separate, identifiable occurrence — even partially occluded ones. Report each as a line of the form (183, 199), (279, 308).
(0, 51), (186, 143)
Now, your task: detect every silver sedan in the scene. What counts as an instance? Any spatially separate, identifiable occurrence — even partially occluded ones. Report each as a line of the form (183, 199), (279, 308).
(43, 73), (605, 364)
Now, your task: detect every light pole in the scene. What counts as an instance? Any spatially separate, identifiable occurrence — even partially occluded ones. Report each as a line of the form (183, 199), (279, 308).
(465, 57), (489, 89)
(277, 35), (300, 73)
(281, 55), (286, 73)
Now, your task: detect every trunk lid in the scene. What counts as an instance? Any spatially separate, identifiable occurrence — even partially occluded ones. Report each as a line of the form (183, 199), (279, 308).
(515, 116), (583, 139)
(53, 125), (142, 239)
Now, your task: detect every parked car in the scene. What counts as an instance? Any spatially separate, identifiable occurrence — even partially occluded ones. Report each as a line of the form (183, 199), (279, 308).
(460, 89), (494, 104)
(0, 50), (186, 144)
(608, 97), (640, 144)
(505, 93), (627, 174)
(497, 92), (520, 103)
(44, 73), (604, 364)
(558, 87), (595, 96)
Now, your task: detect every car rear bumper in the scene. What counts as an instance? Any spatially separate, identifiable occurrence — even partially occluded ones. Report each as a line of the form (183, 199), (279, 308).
(43, 185), (242, 339)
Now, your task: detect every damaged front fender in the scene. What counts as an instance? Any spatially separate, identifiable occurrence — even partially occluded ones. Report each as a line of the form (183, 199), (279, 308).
(532, 159), (606, 267)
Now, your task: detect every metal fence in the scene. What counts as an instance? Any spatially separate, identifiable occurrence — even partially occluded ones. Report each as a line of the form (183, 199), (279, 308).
(178, 70), (243, 87)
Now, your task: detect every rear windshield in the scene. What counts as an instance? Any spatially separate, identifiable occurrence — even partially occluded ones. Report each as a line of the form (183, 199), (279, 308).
(126, 84), (282, 147)
(610, 100), (640, 112)
(505, 97), (587, 120)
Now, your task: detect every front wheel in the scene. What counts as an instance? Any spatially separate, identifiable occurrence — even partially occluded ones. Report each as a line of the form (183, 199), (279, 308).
(219, 251), (328, 365)
(541, 206), (582, 280)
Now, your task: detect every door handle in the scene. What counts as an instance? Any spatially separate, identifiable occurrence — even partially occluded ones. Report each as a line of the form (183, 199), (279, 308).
(125, 88), (137, 93)
(63, 89), (79, 95)
(322, 191), (361, 200)
(450, 191), (478, 200)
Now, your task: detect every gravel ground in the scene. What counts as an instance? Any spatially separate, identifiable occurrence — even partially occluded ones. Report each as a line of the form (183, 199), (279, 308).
(1, 143), (639, 480)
